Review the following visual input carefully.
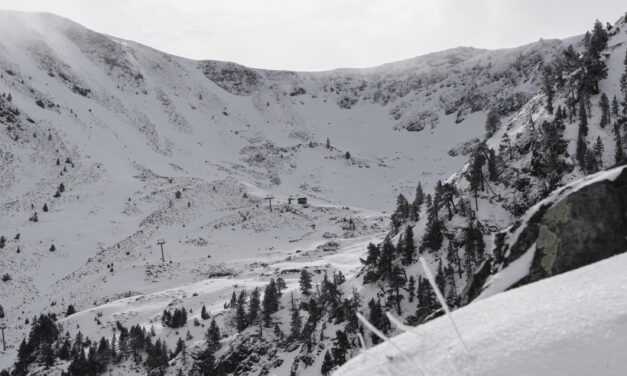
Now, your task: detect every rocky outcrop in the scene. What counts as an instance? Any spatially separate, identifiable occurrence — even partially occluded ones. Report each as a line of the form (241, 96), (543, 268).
(463, 166), (627, 304)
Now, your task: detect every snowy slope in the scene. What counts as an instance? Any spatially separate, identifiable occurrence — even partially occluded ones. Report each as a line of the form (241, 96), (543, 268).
(0, 8), (564, 361)
(336, 251), (627, 376)
(3, 9), (624, 376)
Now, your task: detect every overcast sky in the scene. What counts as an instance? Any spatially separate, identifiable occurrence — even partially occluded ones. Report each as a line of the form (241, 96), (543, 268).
(0, 0), (625, 71)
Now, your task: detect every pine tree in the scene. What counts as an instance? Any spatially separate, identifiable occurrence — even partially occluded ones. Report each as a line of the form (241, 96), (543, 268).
(391, 194), (410, 232)
(576, 132), (588, 170)
(175, 337), (186, 364)
(262, 280), (279, 327)
(236, 290), (248, 332)
(599, 93), (610, 128)
(289, 293), (301, 340)
(388, 266), (406, 315)
(377, 237), (394, 279)
(422, 189), (444, 252)
(276, 277), (287, 296)
(367, 299), (390, 344)
(499, 132), (513, 160)
(407, 275), (416, 303)
(611, 95), (620, 118)
(200, 305), (210, 320)
(541, 65), (555, 113)
(247, 288), (261, 325)
(205, 319), (221, 352)
(402, 225), (416, 265)
(410, 182), (424, 221)
(615, 126), (625, 166)
(585, 149), (599, 173)
(229, 291), (237, 309)
(484, 108), (501, 136)
(593, 136), (605, 168)
(66, 305), (77, 317)
(487, 148), (499, 181)
(435, 259), (446, 294)
(361, 242), (379, 268)
(446, 241), (463, 278)
(579, 95), (588, 136)
(466, 145), (486, 210)
(192, 347), (215, 376)
(299, 269), (312, 296)
(321, 350), (335, 376)
(581, 20), (608, 95)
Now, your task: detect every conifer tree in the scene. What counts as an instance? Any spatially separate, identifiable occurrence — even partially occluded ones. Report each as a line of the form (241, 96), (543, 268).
(581, 20), (608, 94)
(66, 305), (77, 317)
(205, 319), (221, 352)
(388, 266), (406, 315)
(422, 189), (444, 252)
(487, 148), (499, 181)
(236, 290), (248, 332)
(200, 305), (210, 320)
(191, 347), (215, 375)
(466, 146), (486, 210)
(612, 95), (620, 118)
(593, 136), (605, 168)
(299, 269), (312, 296)
(262, 280), (279, 327)
(446, 241), (463, 278)
(175, 337), (186, 364)
(361, 242), (379, 268)
(402, 225), (416, 265)
(435, 259), (446, 294)
(247, 288), (261, 325)
(484, 108), (501, 136)
(229, 291), (237, 309)
(499, 133), (513, 160)
(411, 182), (424, 221)
(408, 275), (416, 303)
(332, 330), (350, 366)
(576, 132), (588, 170)
(391, 194), (410, 232)
(289, 293), (301, 340)
(599, 93), (610, 128)
(579, 95), (588, 136)
(615, 126), (625, 166)
(377, 237), (395, 279)
(541, 65), (555, 114)
(321, 350), (335, 376)
(366, 299), (390, 344)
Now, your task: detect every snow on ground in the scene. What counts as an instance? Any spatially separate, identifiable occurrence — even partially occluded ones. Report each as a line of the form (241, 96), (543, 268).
(336, 252), (627, 376)
(0, 9), (571, 370)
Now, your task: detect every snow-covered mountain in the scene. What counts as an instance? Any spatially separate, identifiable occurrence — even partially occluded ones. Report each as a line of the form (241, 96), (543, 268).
(1, 8), (626, 376)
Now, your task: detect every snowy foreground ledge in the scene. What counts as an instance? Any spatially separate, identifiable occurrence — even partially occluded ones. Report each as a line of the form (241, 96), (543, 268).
(335, 252), (627, 376)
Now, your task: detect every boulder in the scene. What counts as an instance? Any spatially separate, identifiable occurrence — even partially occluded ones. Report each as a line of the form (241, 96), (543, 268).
(463, 166), (627, 304)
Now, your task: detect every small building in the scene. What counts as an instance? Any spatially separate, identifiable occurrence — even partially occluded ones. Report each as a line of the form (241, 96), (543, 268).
(297, 197), (307, 205)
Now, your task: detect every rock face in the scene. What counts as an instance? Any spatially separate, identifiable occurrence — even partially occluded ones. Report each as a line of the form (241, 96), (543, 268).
(463, 166), (627, 304)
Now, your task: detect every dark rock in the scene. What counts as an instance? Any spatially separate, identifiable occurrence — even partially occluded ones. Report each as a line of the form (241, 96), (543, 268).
(463, 167), (627, 304)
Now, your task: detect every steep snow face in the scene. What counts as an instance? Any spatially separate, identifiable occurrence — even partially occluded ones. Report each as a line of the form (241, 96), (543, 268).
(336, 252), (627, 376)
